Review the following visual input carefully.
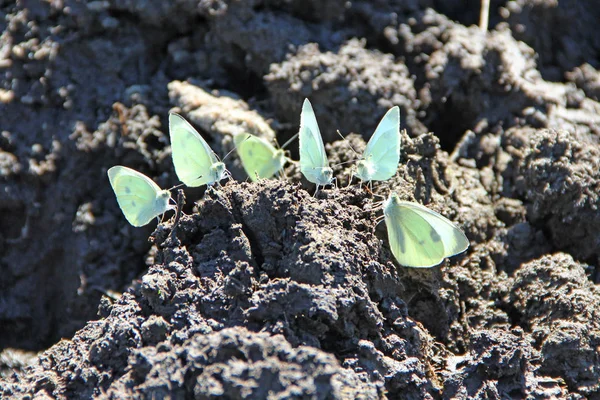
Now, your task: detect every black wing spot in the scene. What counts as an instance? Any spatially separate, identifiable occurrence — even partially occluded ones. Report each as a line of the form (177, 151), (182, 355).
(124, 186), (131, 194)
(430, 228), (442, 242)
(131, 200), (136, 207)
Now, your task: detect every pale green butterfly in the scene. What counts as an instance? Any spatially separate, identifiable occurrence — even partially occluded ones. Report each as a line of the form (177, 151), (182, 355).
(107, 166), (174, 227)
(383, 193), (469, 268)
(354, 106), (401, 183)
(169, 112), (228, 187)
(234, 133), (288, 181)
(299, 99), (333, 190)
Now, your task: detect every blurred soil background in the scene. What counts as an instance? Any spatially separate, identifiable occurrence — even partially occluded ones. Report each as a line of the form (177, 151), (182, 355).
(1, 0), (600, 398)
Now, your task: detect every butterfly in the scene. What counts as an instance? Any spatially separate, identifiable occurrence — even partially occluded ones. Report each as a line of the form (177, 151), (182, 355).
(383, 193), (469, 268)
(107, 166), (174, 227)
(234, 133), (288, 181)
(299, 99), (333, 191)
(354, 106), (401, 183)
(169, 112), (228, 187)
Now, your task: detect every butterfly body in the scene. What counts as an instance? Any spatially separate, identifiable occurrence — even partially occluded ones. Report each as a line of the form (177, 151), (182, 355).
(108, 166), (173, 227)
(299, 99), (334, 188)
(169, 112), (227, 187)
(354, 106), (401, 183)
(383, 193), (469, 268)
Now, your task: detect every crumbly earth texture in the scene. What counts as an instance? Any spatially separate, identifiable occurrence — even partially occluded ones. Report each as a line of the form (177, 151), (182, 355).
(1, 1), (599, 399)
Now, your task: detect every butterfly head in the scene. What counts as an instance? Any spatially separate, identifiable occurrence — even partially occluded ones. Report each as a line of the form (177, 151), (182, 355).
(211, 161), (227, 182)
(318, 167), (333, 186)
(157, 190), (174, 210)
(355, 158), (375, 181)
(383, 192), (401, 214)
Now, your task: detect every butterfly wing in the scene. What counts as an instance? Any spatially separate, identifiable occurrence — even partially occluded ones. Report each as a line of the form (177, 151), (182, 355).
(169, 113), (220, 187)
(299, 99), (332, 186)
(357, 106), (400, 182)
(108, 166), (171, 227)
(235, 133), (286, 181)
(384, 195), (469, 268)
(401, 201), (470, 258)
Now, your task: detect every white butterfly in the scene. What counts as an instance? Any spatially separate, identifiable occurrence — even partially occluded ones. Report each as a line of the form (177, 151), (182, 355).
(234, 133), (288, 181)
(383, 193), (469, 268)
(169, 112), (228, 187)
(108, 166), (174, 227)
(299, 99), (333, 191)
(354, 106), (401, 183)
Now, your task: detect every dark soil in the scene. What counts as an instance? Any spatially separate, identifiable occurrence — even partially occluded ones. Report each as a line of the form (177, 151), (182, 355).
(1, 1), (599, 398)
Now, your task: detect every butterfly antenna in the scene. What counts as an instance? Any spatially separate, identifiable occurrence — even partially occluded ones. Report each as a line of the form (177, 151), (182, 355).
(280, 132), (299, 150)
(371, 192), (386, 201)
(222, 145), (239, 161)
(336, 129), (360, 156)
(220, 134), (252, 162)
(331, 129), (361, 167)
(333, 159), (359, 168)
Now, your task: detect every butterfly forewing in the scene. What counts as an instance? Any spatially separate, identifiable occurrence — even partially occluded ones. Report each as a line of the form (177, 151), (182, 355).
(108, 166), (171, 227)
(169, 113), (220, 187)
(385, 203), (444, 267)
(400, 201), (469, 257)
(383, 195), (469, 268)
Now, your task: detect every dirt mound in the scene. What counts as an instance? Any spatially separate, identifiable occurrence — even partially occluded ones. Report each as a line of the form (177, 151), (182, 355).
(1, 1), (599, 398)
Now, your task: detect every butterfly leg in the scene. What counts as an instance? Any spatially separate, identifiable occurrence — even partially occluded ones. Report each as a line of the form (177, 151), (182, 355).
(169, 189), (186, 243)
(373, 215), (385, 233)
